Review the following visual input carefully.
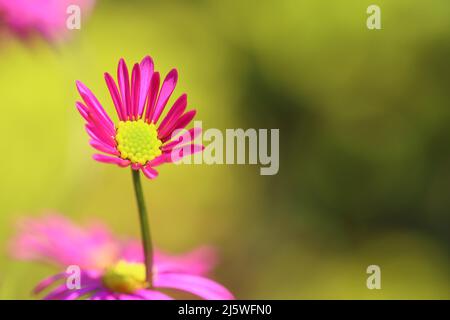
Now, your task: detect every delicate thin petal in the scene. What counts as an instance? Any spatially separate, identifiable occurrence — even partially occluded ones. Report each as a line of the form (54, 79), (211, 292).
(76, 80), (114, 129)
(89, 140), (119, 156)
(86, 110), (116, 137)
(158, 94), (187, 138)
(138, 56), (154, 116)
(151, 69), (178, 123)
(105, 72), (125, 120)
(146, 154), (171, 167)
(162, 127), (202, 152)
(166, 144), (205, 163)
(86, 124), (116, 147)
(161, 110), (197, 142)
(145, 72), (160, 122)
(93, 154), (130, 167)
(141, 166), (159, 179)
(131, 63), (141, 119)
(135, 289), (173, 300)
(118, 59), (132, 119)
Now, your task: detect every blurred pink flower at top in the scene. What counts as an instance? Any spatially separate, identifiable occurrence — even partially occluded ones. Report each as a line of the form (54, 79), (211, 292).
(0, 0), (95, 42)
(10, 215), (234, 300)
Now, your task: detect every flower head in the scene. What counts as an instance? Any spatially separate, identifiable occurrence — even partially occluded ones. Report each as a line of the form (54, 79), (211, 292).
(11, 215), (233, 300)
(0, 0), (95, 42)
(76, 56), (203, 179)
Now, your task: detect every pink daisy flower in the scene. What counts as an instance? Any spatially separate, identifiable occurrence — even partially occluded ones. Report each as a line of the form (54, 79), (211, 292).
(0, 0), (95, 42)
(76, 56), (203, 179)
(11, 215), (234, 300)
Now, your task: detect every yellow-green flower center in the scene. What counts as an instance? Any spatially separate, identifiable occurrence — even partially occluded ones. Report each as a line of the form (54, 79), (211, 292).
(116, 120), (162, 165)
(102, 260), (148, 294)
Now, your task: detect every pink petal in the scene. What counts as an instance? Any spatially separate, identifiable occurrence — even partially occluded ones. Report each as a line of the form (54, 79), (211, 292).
(147, 154), (171, 167)
(162, 127), (202, 152)
(135, 289), (173, 300)
(119, 244), (215, 276)
(89, 140), (119, 156)
(93, 154), (130, 167)
(158, 94), (187, 139)
(138, 56), (154, 117)
(76, 101), (89, 121)
(151, 69), (178, 123)
(86, 109), (116, 138)
(166, 144), (204, 163)
(76, 80), (114, 130)
(154, 273), (234, 300)
(105, 72), (125, 120)
(86, 124), (116, 147)
(141, 166), (159, 179)
(85, 125), (112, 148)
(131, 163), (142, 171)
(131, 63), (141, 119)
(118, 58), (132, 119)
(161, 110), (197, 142)
(144, 72), (160, 123)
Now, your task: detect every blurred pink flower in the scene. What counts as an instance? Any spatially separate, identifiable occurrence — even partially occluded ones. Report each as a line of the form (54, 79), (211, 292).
(11, 215), (233, 300)
(76, 56), (203, 180)
(0, 0), (95, 42)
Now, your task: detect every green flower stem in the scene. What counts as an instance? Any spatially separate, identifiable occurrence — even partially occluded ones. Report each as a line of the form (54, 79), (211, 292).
(131, 169), (153, 286)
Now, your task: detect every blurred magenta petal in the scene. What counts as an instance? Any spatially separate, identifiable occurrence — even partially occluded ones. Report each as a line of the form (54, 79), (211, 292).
(14, 215), (233, 300)
(162, 127), (202, 152)
(154, 273), (234, 300)
(167, 144), (205, 163)
(11, 215), (121, 270)
(0, 0), (95, 42)
(89, 140), (120, 156)
(135, 289), (173, 300)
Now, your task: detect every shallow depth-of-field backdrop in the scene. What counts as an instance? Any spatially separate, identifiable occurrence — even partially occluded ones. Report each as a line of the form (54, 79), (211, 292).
(0, 0), (449, 299)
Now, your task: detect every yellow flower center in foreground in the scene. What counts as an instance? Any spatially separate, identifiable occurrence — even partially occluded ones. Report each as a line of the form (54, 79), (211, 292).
(102, 260), (148, 293)
(116, 120), (162, 165)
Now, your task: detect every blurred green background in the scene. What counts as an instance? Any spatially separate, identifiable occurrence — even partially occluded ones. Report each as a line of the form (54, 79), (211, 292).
(1, 0), (449, 299)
